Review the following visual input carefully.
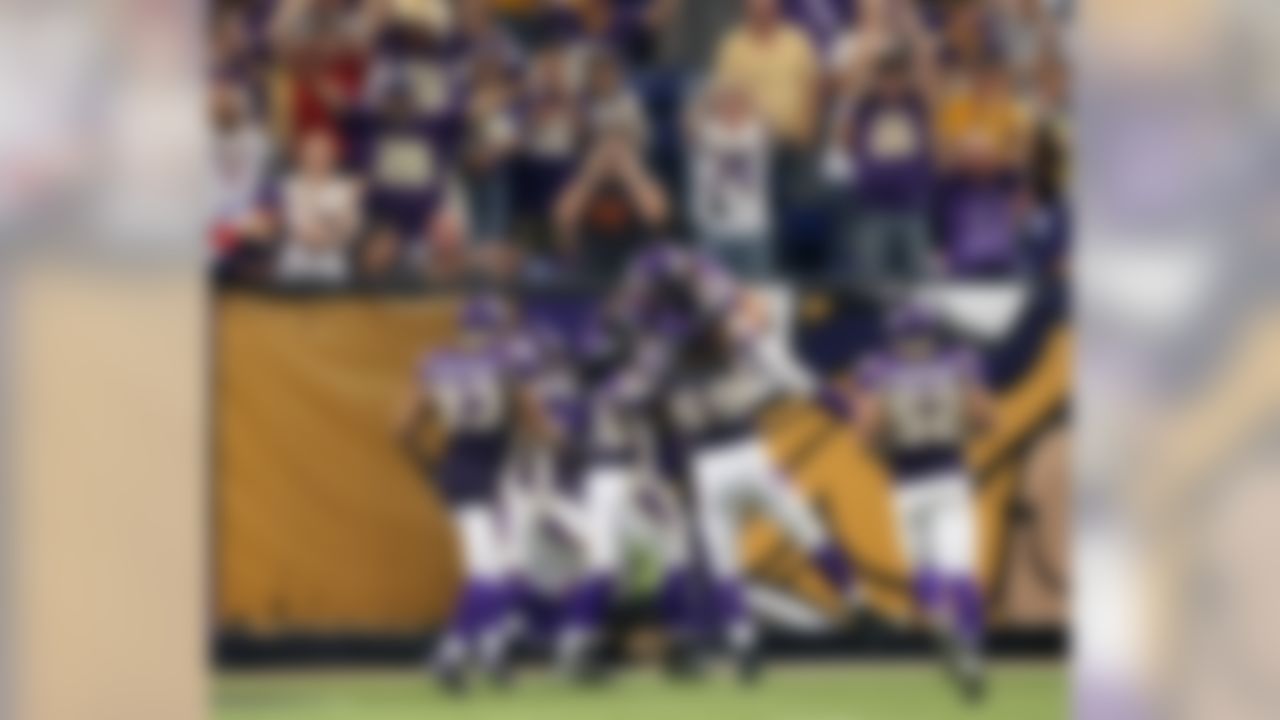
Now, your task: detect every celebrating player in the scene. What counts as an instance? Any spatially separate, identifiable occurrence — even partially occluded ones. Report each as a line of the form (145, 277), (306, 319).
(849, 304), (996, 700)
(623, 245), (868, 683)
(498, 322), (592, 668)
(398, 295), (542, 693)
(546, 316), (701, 683)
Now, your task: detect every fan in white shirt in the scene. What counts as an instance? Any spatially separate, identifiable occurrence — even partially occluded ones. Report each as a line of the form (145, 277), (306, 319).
(687, 80), (773, 280)
(274, 131), (363, 285)
(211, 80), (271, 232)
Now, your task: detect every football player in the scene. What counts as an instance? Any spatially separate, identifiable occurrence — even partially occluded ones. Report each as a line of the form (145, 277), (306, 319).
(499, 321), (588, 665)
(623, 245), (867, 683)
(550, 316), (701, 683)
(398, 295), (544, 692)
(849, 304), (996, 700)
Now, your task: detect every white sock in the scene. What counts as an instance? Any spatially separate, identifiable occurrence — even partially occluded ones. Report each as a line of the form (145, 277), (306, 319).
(557, 626), (594, 665)
(434, 634), (467, 669)
(728, 619), (758, 655)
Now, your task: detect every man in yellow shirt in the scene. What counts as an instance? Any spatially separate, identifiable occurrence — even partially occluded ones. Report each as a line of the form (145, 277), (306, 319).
(934, 55), (1033, 273)
(714, 0), (821, 148)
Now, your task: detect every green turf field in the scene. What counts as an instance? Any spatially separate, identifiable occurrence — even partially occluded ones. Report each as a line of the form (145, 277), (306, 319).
(216, 663), (1066, 720)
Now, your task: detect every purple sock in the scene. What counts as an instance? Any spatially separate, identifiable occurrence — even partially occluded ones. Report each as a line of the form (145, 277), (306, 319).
(449, 580), (493, 643)
(519, 589), (563, 642)
(811, 544), (857, 596)
(715, 580), (748, 629)
(658, 568), (698, 639)
(949, 578), (985, 649)
(484, 580), (513, 631)
(566, 575), (613, 632)
(913, 570), (944, 616)
(714, 580), (757, 650)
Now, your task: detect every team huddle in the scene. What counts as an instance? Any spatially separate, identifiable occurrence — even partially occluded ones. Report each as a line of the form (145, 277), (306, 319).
(399, 244), (994, 700)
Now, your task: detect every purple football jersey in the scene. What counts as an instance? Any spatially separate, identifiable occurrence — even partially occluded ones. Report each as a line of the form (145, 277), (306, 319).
(858, 346), (982, 478)
(618, 245), (740, 339)
(344, 103), (465, 237)
(511, 89), (584, 216)
(418, 343), (517, 505)
(938, 175), (1022, 274)
(851, 93), (934, 210)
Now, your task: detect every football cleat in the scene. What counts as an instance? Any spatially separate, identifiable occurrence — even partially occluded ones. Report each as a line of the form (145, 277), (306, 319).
(432, 659), (468, 697)
(731, 641), (766, 687)
(663, 636), (705, 682)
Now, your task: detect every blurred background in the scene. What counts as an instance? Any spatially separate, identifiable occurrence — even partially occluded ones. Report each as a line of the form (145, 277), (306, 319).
(1, 0), (1278, 717)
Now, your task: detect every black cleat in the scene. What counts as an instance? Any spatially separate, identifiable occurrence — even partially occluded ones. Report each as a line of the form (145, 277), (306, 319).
(960, 669), (988, 704)
(433, 660), (468, 696)
(937, 632), (987, 704)
(572, 658), (613, 687)
(663, 637), (705, 682)
(956, 649), (988, 704)
(734, 645), (765, 687)
(486, 652), (516, 690)
(564, 643), (613, 688)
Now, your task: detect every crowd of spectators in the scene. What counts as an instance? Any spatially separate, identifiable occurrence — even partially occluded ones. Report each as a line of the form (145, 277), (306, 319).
(211, 0), (1071, 290)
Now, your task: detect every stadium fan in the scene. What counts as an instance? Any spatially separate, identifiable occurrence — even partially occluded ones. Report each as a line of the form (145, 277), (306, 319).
(935, 50), (1033, 275)
(783, 0), (857, 59)
(462, 49), (521, 245)
(583, 49), (650, 149)
(715, 0), (822, 216)
(252, 129), (363, 285)
(687, 79), (774, 280)
(339, 76), (466, 257)
(833, 9), (942, 284)
(454, 0), (526, 78)
(266, 0), (371, 145)
(211, 77), (273, 279)
(715, 0), (820, 149)
(552, 121), (670, 282)
(525, 0), (678, 73)
(360, 0), (467, 117)
(510, 42), (588, 258)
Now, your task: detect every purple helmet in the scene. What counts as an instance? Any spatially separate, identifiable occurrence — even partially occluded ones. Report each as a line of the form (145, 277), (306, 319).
(460, 294), (510, 335)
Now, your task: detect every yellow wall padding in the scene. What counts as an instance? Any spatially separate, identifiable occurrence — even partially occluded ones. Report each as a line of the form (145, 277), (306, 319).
(217, 295), (462, 633)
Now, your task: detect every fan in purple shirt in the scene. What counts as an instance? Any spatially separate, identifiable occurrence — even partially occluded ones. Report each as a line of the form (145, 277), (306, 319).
(783, 0), (858, 53)
(533, 0), (668, 69)
(837, 42), (939, 283)
(339, 79), (466, 242)
(509, 44), (588, 251)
